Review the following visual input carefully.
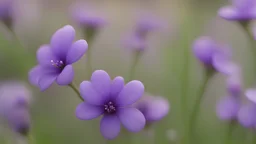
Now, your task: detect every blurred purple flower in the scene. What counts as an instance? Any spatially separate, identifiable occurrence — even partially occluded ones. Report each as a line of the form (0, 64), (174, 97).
(134, 16), (161, 39)
(216, 95), (240, 121)
(0, 81), (31, 135)
(7, 108), (30, 135)
(193, 36), (237, 75)
(0, 0), (14, 28)
(226, 66), (242, 96)
(72, 9), (106, 30)
(245, 89), (256, 104)
(29, 25), (88, 91)
(76, 70), (145, 139)
(123, 36), (147, 51)
(237, 104), (256, 128)
(135, 95), (170, 122)
(218, 0), (256, 21)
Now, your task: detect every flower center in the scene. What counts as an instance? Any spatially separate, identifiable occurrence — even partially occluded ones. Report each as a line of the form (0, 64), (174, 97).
(104, 101), (116, 114)
(51, 60), (65, 69)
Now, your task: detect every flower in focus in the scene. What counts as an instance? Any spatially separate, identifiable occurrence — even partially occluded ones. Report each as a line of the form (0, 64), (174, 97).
(0, 81), (32, 135)
(193, 36), (237, 75)
(29, 25), (88, 91)
(135, 95), (170, 123)
(237, 104), (256, 128)
(218, 0), (256, 21)
(76, 70), (146, 139)
(0, 0), (14, 29)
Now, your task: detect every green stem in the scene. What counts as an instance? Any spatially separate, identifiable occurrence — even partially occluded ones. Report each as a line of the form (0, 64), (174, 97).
(188, 68), (214, 143)
(68, 82), (83, 101)
(224, 121), (236, 144)
(180, 42), (190, 144)
(84, 29), (96, 79)
(238, 21), (256, 85)
(128, 51), (142, 81)
(27, 133), (35, 144)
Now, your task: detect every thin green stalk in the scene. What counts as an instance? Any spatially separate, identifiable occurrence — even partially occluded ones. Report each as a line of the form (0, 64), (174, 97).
(68, 82), (83, 101)
(128, 51), (142, 81)
(27, 133), (35, 144)
(224, 121), (236, 144)
(180, 44), (190, 144)
(238, 21), (256, 85)
(84, 29), (96, 79)
(188, 68), (214, 143)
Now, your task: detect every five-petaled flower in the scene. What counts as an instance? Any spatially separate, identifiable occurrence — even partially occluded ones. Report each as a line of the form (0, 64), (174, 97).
(29, 25), (88, 91)
(218, 0), (256, 21)
(75, 70), (146, 139)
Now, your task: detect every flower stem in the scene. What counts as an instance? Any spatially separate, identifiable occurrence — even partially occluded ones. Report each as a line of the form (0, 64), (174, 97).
(238, 21), (256, 85)
(27, 133), (35, 144)
(128, 51), (142, 81)
(188, 68), (214, 143)
(68, 82), (83, 101)
(224, 121), (236, 144)
(84, 29), (96, 79)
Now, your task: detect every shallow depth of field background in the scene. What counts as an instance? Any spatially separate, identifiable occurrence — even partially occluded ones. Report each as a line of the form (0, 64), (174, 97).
(0, 0), (254, 144)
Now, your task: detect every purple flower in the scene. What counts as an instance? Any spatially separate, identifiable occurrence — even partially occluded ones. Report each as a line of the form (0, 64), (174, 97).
(0, 0), (14, 27)
(134, 16), (161, 39)
(135, 95), (170, 122)
(28, 25), (88, 91)
(193, 37), (237, 75)
(226, 66), (242, 96)
(75, 70), (146, 139)
(218, 0), (256, 21)
(71, 5), (106, 31)
(237, 104), (256, 128)
(216, 95), (240, 121)
(0, 81), (31, 115)
(7, 108), (31, 135)
(0, 81), (31, 135)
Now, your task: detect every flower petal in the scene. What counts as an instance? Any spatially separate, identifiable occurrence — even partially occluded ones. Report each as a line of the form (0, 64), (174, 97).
(28, 65), (43, 86)
(80, 81), (104, 105)
(218, 6), (240, 21)
(118, 108), (145, 132)
(115, 80), (144, 106)
(50, 25), (75, 59)
(36, 45), (57, 66)
(237, 104), (256, 128)
(110, 76), (124, 99)
(245, 89), (256, 103)
(75, 103), (103, 120)
(144, 97), (170, 121)
(216, 96), (240, 120)
(56, 65), (74, 85)
(66, 40), (88, 64)
(100, 115), (120, 139)
(38, 74), (57, 91)
(91, 70), (111, 98)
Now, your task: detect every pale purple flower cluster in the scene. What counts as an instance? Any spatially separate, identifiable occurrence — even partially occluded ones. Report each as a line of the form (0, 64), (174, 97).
(29, 25), (88, 91)
(218, 0), (256, 21)
(0, 81), (31, 135)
